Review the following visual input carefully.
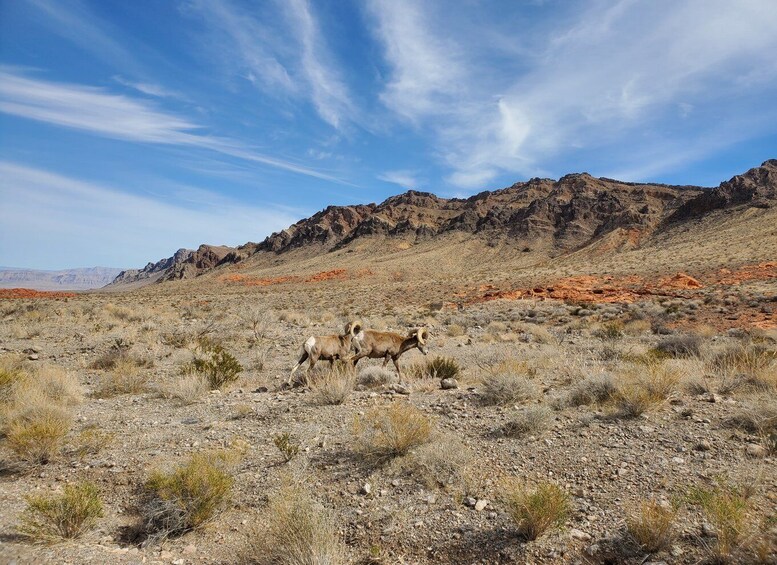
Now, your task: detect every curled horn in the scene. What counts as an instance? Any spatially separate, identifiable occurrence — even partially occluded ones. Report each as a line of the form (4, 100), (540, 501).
(347, 320), (362, 336)
(416, 327), (428, 345)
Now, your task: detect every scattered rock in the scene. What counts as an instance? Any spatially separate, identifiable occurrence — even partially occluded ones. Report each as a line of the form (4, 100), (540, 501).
(27, 353), (39, 361)
(440, 378), (458, 390)
(360, 482), (372, 495)
(389, 383), (411, 395)
(570, 528), (592, 541)
(746, 444), (766, 458)
(475, 499), (489, 511)
(695, 439), (712, 451)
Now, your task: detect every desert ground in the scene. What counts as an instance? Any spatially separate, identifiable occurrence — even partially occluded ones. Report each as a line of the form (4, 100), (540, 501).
(1, 222), (776, 565)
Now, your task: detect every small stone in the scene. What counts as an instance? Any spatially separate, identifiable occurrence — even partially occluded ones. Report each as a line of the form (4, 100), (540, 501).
(701, 522), (716, 537)
(464, 497), (477, 507)
(584, 544), (600, 557)
(172, 560), (185, 565)
(704, 393), (722, 403)
(27, 354), (39, 361)
(390, 383), (411, 395)
(253, 386), (268, 393)
(475, 499), (488, 511)
(671, 457), (685, 465)
(182, 544), (197, 555)
(695, 439), (712, 451)
(360, 482), (372, 495)
(746, 444), (766, 458)
(570, 528), (592, 541)
(440, 378), (458, 390)
(159, 551), (173, 559)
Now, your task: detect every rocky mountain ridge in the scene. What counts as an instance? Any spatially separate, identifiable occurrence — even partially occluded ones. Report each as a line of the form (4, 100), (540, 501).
(107, 160), (777, 287)
(0, 267), (124, 291)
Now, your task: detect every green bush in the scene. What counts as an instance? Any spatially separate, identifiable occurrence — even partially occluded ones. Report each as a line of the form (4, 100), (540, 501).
(424, 356), (462, 380)
(186, 341), (243, 390)
(501, 480), (569, 540)
(142, 449), (238, 542)
(20, 482), (103, 542)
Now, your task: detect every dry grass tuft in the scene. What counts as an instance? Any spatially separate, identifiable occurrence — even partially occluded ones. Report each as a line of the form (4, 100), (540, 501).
(309, 362), (355, 405)
(4, 404), (73, 464)
(614, 362), (679, 418)
(422, 356), (462, 380)
(626, 499), (676, 553)
(357, 366), (396, 388)
(503, 405), (552, 437)
(93, 357), (150, 398)
(243, 482), (346, 565)
(725, 400), (777, 435)
(479, 373), (536, 406)
(687, 481), (753, 562)
(501, 480), (570, 541)
(354, 402), (432, 464)
(184, 340), (243, 390)
(160, 373), (209, 405)
(20, 482), (103, 543)
(142, 448), (240, 544)
(567, 373), (617, 407)
(388, 433), (472, 490)
(656, 333), (703, 358)
(708, 344), (777, 392)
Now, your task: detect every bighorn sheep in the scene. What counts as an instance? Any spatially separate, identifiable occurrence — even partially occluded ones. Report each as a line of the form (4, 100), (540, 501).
(289, 321), (361, 384)
(351, 327), (429, 378)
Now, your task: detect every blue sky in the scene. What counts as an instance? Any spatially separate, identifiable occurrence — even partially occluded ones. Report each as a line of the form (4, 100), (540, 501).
(1, 0), (776, 270)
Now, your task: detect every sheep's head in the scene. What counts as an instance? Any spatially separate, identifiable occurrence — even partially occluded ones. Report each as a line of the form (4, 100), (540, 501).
(344, 320), (362, 337)
(415, 327), (429, 355)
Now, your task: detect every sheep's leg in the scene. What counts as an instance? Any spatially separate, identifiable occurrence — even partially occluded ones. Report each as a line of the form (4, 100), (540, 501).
(351, 353), (366, 367)
(392, 356), (402, 379)
(289, 350), (309, 384)
(382, 354), (390, 367)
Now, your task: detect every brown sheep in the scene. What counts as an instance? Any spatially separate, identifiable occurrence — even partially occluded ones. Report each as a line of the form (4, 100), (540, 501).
(289, 321), (361, 384)
(350, 327), (429, 378)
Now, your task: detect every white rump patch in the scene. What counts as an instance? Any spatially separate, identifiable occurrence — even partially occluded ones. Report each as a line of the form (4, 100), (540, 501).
(304, 336), (316, 352)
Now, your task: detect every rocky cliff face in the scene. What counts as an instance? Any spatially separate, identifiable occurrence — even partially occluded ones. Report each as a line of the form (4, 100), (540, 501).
(107, 160), (776, 287)
(666, 159), (777, 222)
(108, 245), (237, 286)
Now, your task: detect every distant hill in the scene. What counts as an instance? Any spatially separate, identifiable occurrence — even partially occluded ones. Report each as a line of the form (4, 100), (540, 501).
(106, 160), (777, 288)
(0, 267), (125, 291)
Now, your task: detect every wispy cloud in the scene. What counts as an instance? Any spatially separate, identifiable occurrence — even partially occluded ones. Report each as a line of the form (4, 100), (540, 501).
(185, 0), (356, 131)
(378, 170), (422, 189)
(366, 0), (464, 123)
(112, 75), (186, 99)
(0, 161), (300, 269)
(0, 68), (350, 183)
(283, 0), (356, 130)
(23, 0), (142, 73)
(368, 0), (777, 188)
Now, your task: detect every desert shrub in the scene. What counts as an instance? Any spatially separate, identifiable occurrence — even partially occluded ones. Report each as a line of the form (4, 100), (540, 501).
(142, 449), (239, 543)
(725, 401), (777, 435)
(626, 499), (676, 553)
(20, 482), (103, 542)
(309, 362), (355, 405)
(388, 434), (472, 490)
(161, 373), (209, 405)
(479, 373), (536, 406)
(93, 357), (149, 398)
(243, 483), (345, 565)
(567, 373), (616, 406)
(0, 356), (27, 402)
(501, 480), (569, 540)
(71, 425), (114, 459)
(5, 404), (73, 463)
(687, 481), (752, 562)
(708, 344), (777, 391)
(503, 405), (552, 438)
(594, 322), (624, 341)
(656, 333), (703, 358)
(423, 356), (462, 380)
(273, 432), (301, 463)
(357, 366), (396, 388)
(614, 362), (679, 418)
(104, 302), (142, 322)
(354, 402), (432, 464)
(185, 341), (243, 390)
(446, 324), (466, 337)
